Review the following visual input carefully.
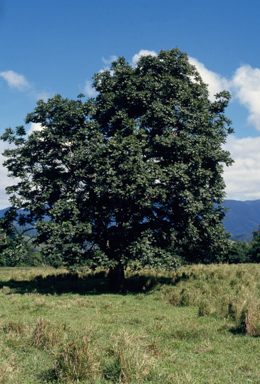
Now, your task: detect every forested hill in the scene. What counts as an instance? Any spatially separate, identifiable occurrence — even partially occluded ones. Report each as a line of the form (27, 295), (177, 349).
(222, 200), (260, 237)
(1, 200), (260, 238)
(0, 208), (11, 218)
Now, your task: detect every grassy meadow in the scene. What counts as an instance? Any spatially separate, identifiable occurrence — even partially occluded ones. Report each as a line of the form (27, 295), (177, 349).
(0, 264), (259, 383)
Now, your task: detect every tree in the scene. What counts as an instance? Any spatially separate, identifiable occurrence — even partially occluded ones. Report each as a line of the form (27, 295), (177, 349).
(0, 208), (40, 267)
(249, 226), (260, 262)
(1, 49), (233, 287)
(225, 241), (251, 264)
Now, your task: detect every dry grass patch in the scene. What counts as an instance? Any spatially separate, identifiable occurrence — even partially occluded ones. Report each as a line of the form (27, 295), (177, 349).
(2, 286), (11, 294)
(0, 359), (16, 384)
(198, 299), (214, 317)
(164, 264), (260, 336)
(31, 317), (65, 350)
(103, 331), (156, 383)
(2, 320), (26, 335)
(52, 335), (100, 383)
(0, 342), (18, 383)
(234, 300), (260, 335)
(75, 298), (94, 307)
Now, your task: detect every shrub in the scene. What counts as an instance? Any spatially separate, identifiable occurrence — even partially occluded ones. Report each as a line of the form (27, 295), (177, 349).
(225, 241), (251, 264)
(103, 331), (154, 383)
(31, 317), (64, 350)
(198, 300), (213, 317)
(235, 302), (260, 335)
(3, 321), (26, 335)
(53, 336), (99, 382)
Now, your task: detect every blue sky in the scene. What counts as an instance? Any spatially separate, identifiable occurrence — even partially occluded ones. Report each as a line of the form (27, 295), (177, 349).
(0, 0), (260, 207)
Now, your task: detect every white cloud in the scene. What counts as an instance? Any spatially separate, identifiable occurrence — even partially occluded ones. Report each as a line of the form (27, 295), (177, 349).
(79, 55), (260, 202)
(223, 136), (260, 200)
(27, 123), (43, 136)
(99, 56), (118, 74)
(31, 90), (51, 102)
(0, 70), (53, 102)
(0, 70), (30, 91)
(188, 58), (260, 132)
(83, 51), (157, 98)
(84, 56), (119, 97)
(102, 55), (118, 66)
(0, 123), (47, 208)
(189, 57), (230, 102)
(231, 65), (260, 131)
(0, 141), (18, 209)
(84, 80), (98, 98)
(132, 49), (157, 66)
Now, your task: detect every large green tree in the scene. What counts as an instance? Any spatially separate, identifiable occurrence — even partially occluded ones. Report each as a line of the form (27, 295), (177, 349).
(1, 49), (233, 286)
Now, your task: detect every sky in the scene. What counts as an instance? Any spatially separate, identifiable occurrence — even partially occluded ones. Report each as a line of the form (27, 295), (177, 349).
(0, 0), (260, 208)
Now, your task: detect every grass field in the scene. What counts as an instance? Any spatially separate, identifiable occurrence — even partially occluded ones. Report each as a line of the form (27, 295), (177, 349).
(0, 264), (259, 383)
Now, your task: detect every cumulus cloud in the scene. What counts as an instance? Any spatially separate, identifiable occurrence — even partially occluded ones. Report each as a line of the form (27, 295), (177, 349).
(132, 49), (157, 66)
(84, 80), (98, 98)
(231, 65), (260, 131)
(0, 123), (48, 207)
(0, 141), (18, 209)
(102, 55), (118, 66)
(189, 57), (230, 101)
(79, 54), (260, 201)
(223, 136), (260, 200)
(27, 123), (43, 136)
(0, 70), (30, 91)
(31, 90), (51, 102)
(189, 58), (260, 132)
(0, 70), (53, 102)
(99, 55), (118, 73)
(84, 50), (157, 98)
(83, 55), (119, 98)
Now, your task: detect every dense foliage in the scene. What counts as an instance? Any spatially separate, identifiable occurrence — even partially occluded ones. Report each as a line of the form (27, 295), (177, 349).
(224, 241), (251, 264)
(248, 226), (260, 262)
(1, 49), (234, 283)
(0, 222), (42, 267)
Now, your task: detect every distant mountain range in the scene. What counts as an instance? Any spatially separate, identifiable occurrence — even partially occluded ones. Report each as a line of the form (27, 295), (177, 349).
(222, 200), (260, 241)
(1, 200), (260, 242)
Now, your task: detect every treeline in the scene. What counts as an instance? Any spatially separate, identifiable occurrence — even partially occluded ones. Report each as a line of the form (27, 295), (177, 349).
(225, 227), (260, 264)
(1, 226), (260, 268)
(0, 229), (43, 267)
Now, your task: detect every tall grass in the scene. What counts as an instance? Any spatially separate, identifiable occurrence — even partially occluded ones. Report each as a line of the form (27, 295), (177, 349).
(165, 263), (260, 335)
(0, 265), (259, 382)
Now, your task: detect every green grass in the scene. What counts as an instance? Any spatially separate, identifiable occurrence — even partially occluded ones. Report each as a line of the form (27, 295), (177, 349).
(0, 265), (259, 382)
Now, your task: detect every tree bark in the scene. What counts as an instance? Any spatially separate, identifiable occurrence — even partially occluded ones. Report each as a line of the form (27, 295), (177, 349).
(108, 263), (125, 291)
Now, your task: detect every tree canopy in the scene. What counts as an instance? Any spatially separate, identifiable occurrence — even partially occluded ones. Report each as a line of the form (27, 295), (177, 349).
(1, 49), (233, 286)
(248, 226), (260, 263)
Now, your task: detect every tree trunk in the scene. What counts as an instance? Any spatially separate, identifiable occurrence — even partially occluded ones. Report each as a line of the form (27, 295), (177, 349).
(108, 263), (125, 291)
